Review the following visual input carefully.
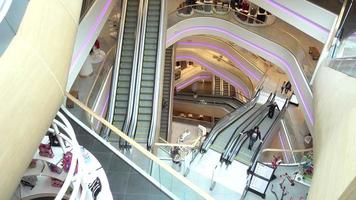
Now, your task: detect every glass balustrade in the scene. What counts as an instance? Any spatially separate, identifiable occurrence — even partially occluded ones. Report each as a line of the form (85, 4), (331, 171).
(168, 3), (318, 83)
(66, 93), (214, 200)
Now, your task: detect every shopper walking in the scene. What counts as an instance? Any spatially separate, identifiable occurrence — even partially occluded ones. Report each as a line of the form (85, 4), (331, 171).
(267, 101), (278, 118)
(281, 81), (286, 93)
(285, 81), (292, 94)
(245, 126), (262, 150)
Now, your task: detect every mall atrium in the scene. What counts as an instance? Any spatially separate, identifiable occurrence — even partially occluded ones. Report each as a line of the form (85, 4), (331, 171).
(0, 0), (356, 199)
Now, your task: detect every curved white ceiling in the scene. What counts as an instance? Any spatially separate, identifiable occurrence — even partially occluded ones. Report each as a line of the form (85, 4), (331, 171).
(0, 0), (12, 23)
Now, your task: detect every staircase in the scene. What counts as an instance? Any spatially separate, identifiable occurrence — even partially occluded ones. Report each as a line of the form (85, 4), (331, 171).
(160, 46), (173, 140)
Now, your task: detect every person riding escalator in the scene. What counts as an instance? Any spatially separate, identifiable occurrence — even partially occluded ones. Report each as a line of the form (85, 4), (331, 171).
(244, 126), (263, 150)
(267, 101), (278, 118)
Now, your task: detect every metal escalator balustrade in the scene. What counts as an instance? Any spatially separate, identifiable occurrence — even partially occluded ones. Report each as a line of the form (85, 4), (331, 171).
(199, 89), (262, 153)
(220, 93), (274, 163)
(128, 0), (163, 149)
(134, 0), (161, 143)
(211, 103), (261, 153)
(111, 0), (141, 135)
(66, 93), (214, 200)
(160, 47), (174, 141)
(226, 109), (271, 165)
(233, 98), (289, 166)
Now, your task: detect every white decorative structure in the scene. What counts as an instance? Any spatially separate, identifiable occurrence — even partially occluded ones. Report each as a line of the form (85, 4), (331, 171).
(12, 112), (113, 200)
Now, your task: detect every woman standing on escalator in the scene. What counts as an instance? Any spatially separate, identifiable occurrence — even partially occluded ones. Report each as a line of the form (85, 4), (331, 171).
(245, 126), (262, 150)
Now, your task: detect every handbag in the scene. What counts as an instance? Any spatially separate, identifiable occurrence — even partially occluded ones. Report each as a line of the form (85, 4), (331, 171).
(48, 163), (62, 174)
(39, 143), (54, 158)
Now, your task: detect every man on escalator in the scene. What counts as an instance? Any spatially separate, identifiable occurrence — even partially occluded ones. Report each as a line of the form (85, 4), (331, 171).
(267, 101), (278, 118)
(245, 126), (262, 150)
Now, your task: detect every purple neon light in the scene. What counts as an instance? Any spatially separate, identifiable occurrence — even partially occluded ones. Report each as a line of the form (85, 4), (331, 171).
(176, 74), (211, 91)
(266, 0), (329, 33)
(168, 26), (314, 126)
(177, 55), (250, 97)
(71, 0), (112, 69)
(278, 131), (290, 164)
(177, 41), (261, 81)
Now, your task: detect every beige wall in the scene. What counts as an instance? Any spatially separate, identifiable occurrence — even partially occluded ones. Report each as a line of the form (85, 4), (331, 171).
(0, 0), (82, 198)
(309, 67), (356, 199)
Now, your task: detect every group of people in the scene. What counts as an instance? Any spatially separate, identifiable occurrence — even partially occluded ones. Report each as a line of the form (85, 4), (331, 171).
(244, 101), (279, 150)
(281, 81), (292, 94)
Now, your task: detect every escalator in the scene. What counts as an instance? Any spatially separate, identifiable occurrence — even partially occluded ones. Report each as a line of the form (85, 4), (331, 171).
(129, 0), (164, 148)
(226, 98), (288, 166)
(160, 46), (173, 140)
(175, 93), (243, 110)
(112, 0), (141, 133)
(220, 93), (274, 164)
(199, 89), (263, 153)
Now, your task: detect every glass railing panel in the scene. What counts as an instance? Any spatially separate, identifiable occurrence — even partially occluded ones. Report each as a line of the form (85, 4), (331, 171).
(259, 149), (312, 165)
(168, 3), (318, 83)
(151, 162), (204, 200)
(328, 57), (356, 78)
(63, 110), (172, 200)
(86, 46), (117, 109)
(66, 93), (214, 200)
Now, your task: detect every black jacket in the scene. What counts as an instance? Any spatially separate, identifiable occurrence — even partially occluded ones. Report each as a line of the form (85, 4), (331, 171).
(245, 129), (261, 140)
(268, 104), (277, 112)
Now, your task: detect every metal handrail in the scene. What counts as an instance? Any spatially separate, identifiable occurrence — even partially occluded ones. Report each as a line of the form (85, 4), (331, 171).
(222, 93), (275, 164)
(85, 46), (116, 107)
(128, 0), (149, 139)
(148, 0), (167, 149)
(122, 0), (145, 134)
(66, 92), (215, 200)
(199, 88), (263, 153)
(175, 93), (241, 109)
(261, 148), (313, 153)
(174, 97), (236, 112)
(250, 97), (290, 169)
(106, 0), (128, 138)
(154, 136), (202, 148)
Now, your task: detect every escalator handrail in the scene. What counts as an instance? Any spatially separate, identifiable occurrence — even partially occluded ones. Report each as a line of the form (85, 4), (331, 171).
(176, 93), (243, 108)
(204, 88), (263, 142)
(200, 88), (263, 153)
(148, 0), (167, 149)
(122, 0), (145, 134)
(174, 95), (236, 111)
(250, 97), (290, 170)
(65, 93), (215, 200)
(221, 92), (274, 163)
(128, 0), (149, 139)
(106, 0), (128, 137)
(226, 112), (269, 165)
